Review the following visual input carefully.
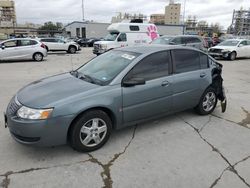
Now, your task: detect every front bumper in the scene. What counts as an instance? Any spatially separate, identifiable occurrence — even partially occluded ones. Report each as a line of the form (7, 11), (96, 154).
(209, 52), (230, 58)
(93, 48), (107, 55)
(5, 113), (74, 147)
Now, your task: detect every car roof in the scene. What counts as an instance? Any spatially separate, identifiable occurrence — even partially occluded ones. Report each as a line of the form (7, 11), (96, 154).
(115, 44), (202, 55)
(1, 38), (39, 43)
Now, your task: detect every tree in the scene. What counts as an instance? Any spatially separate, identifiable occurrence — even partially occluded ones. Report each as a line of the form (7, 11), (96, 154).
(38, 22), (63, 36)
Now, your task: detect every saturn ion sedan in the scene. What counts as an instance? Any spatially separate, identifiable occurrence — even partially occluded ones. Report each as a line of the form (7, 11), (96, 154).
(4, 45), (226, 152)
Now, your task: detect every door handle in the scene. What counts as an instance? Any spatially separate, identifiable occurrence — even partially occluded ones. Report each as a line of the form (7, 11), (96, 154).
(200, 72), (206, 78)
(161, 81), (169, 87)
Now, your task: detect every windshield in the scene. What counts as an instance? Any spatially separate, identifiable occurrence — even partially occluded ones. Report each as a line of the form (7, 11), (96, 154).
(217, 40), (239, 46)
(76, 50), (141, 85)
(104, 33), (119, 41)
(152, 37), (173, 45)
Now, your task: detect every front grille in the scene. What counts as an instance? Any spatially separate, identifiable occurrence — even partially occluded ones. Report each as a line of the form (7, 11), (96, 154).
(210, 48), (222, 53)
(7, 96), (21, 115)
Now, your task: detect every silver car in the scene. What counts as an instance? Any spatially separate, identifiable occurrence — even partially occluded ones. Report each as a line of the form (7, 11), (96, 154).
(0, 38), (47, 62)
(152, 35), (206, 51)
(4, 45), (226, 152)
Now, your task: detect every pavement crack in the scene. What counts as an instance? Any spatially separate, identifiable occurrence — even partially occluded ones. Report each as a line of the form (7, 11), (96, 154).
(211, 113), (250, 130)
(0, 158), (91, 188)
(238, 107), (250, 128)
(233, 155), (250, 168)
(198, 115), (212, 133)
(180, 117), (250, 188)
(210, 167), (230, 188)
(88, 125), (137, 188)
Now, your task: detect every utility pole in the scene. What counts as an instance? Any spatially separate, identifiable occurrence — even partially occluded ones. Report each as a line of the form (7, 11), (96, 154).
(82, 0), (85, 21)
(183, 0), (186, 24)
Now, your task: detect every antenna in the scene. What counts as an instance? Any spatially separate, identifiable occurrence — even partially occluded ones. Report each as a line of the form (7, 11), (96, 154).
(82, 0), (85, 21)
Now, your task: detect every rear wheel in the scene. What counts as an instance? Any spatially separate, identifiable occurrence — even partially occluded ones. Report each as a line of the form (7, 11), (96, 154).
(33, 53), (43, 62)
(195, 87), (217, 115)
(69, 110), (112, 152)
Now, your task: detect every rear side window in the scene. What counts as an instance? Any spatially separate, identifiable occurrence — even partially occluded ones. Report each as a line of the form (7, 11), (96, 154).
(19, 40), (37, 46)
(200, 52), (209, 69)
(129, 26), (140, 31)
(172, 37), (182, 44)
(126, 51), (170, 81)
(183, 37), (201, 44)
(172, 49), (200, 73)
(41, 39), (56, 42)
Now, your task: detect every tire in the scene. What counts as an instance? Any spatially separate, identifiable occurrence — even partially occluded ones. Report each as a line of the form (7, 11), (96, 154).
(229, 51), (236, 61)
(195, 87), (218, 115)
(68, 46), (77, 54)
(33, 52), (43, 62)
(69, 110), (112, 152)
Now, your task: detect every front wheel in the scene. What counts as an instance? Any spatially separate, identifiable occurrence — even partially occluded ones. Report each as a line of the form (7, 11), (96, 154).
(68, 46), (77, 54)
(229, 51), (236, 61)
(33, 53), (43, 62)
(69, 110), (112, 152)
(195, 87), (217, 115)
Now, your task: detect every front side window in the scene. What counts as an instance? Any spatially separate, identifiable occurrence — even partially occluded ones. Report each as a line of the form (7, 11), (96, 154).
(172, 49), (200, 74)
(104, 33), (119, 41)
(239, 40), (248, 46)
(125, 51), (170, 81)
(118, 33), (127, 42)
(3, 40), (17, 48)
(77, 50), (140, 85)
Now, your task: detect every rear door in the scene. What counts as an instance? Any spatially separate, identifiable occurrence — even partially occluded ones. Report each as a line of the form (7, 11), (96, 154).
(16, 39), (35, 59)
(238, 40), (249, 57)
(0, 40), (18, 60)
(122, 51), (173, 123)
(171, 49), (203, 111)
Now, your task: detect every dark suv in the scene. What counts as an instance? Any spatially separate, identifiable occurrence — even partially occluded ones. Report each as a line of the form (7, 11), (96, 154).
(152, 35), (206, 51)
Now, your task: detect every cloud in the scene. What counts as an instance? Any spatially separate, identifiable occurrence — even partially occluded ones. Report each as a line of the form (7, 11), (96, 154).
(14, 0), (250, 29)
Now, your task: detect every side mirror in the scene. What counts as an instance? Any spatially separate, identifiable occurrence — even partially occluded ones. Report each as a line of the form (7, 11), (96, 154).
(1, 45), (5, 50)
(123, 78), (146, 87)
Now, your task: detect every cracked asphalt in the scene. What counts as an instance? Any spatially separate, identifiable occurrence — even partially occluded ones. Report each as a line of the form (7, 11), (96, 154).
(0, 48), (250, 188)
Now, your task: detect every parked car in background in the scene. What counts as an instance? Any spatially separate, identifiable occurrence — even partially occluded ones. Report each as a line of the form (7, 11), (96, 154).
(5, 45), (226, 152)
(40, 38), (81, 54)
(151, 35), (206, 51)
(93, 23), (159, 55)
(78, 38), (102, 47)
(0, 38), (47, 62)
(208, 39), (250, 60)
(204, 37), (213, 48)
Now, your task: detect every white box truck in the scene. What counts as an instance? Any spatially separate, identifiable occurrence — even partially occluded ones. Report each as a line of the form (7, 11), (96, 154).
(93, 23), (159, 55)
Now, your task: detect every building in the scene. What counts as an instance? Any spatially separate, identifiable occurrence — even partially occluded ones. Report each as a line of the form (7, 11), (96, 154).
(64, 21), (110, 38)
(150, 0), (181, 25)
(64, 21), (185, 39)
(229, 8), (250, 35)
(150, 14), (165, 25)
(0, 0), (16, 36)
(165, 1), (181, 25)
(111, 12), (147, 23)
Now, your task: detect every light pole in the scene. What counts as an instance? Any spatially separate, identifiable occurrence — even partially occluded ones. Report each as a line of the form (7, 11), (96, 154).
(183, 0), (186, 24)
(82, 0), (85, 21)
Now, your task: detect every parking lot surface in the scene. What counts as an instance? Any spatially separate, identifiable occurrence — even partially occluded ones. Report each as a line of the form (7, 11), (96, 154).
(0, 48), (250, 188)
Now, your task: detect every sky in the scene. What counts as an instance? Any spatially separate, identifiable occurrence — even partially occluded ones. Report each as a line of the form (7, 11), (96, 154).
(14, 0), (250, 29)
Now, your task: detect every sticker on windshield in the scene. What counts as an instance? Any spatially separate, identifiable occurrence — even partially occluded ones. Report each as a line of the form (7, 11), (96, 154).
(121, 54), (136, 60)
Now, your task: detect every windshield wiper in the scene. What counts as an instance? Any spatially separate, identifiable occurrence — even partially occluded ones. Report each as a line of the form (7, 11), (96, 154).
(78, 73), (103, 85)
(70, 70), (79, 77)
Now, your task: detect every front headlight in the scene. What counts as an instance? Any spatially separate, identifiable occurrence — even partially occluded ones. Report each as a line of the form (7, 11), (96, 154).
(100, 44), (107, 49)
(17, 106), (53, 120)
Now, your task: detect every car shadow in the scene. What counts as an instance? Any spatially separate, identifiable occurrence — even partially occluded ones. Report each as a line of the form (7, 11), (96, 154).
(0, 59), (47, 64)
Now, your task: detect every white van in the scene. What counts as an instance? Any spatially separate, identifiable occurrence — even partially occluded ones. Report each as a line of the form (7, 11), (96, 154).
(93, 23), (159, 55)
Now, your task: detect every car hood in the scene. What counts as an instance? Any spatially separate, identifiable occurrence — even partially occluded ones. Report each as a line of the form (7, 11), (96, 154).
(210, 46), (236, 51)
(94, 41), (115, 45)
(17, 73), (100, 108)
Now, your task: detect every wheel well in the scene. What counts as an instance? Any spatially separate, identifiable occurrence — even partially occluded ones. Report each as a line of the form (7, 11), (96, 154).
(68, 45), (76, 50)
(67, 107), (116, 141)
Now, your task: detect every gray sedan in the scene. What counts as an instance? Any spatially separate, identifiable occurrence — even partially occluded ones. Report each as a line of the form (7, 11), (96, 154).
(4, 45), (226, 152)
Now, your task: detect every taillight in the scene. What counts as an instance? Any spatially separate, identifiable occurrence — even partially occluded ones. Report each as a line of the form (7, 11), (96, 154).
(41, 43), (46, 49)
